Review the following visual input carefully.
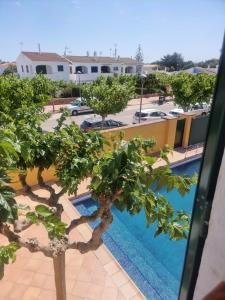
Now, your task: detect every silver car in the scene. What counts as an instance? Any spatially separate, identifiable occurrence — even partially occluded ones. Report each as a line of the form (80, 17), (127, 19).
(65, 98), (93, 116)
(133, 109), (168, 124)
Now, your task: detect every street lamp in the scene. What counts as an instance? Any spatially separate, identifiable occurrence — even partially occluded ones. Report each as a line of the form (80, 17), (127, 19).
(139, 73), (147, 123)
(77, 70), (82, 100)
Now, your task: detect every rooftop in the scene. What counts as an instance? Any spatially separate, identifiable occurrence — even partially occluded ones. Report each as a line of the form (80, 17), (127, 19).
(66, 55), (139, 65)
(21, 52), (68, 62)
(0, 62), (16, 67)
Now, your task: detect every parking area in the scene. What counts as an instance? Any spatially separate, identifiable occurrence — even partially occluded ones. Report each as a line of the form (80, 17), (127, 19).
(42, 96), (176, 132)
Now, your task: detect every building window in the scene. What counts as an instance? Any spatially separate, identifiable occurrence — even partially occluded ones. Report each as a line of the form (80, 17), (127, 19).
(26, 65), (29, 73)
(101, 66), (110, 73)
(57, 65), (64, 72)
(91, 66), (98, 73)
(21, 65), (24, 72)
(69, 66), (73, 74)
(121, 67), (123, 73)
(36, 65), (47, 74)
(113, 66), (119, 71)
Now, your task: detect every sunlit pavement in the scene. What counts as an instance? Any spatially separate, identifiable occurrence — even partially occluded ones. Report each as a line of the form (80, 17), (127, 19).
(42, 97), (176, 132)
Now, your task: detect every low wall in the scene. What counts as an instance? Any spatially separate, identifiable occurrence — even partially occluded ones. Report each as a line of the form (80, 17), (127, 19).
(51, 98), (73, 105)
(9, 166), (57, 190)
(101, 117), (177, 152)
(10, 114), (203, 191)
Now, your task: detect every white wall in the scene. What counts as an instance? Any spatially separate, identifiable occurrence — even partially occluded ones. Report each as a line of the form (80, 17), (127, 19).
(16, 53), (70, 81)
(16, 53), (33, 78)
(69, 62), (139, 83)
(194, 149), (225, 299)
(16, 53), (142, 83)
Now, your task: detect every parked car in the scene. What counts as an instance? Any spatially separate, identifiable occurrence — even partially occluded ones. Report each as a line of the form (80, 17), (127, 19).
(189, 103), (210, 116)
(65, 98), (93, 116)
(168, 108), (184, 117)
(133, 109), (168, 124)
(169, 103), (210, 117)
(80, 117), (127, 132)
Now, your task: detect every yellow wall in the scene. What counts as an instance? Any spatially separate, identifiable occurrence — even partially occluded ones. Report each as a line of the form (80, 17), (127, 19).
(10, 115), (194, 191)
(101, 117), (178, 152)
(9, 165), (57, 190)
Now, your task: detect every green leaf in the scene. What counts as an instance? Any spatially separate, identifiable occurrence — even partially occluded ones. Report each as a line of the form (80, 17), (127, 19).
(35, 205), (52, 217)
(0, 243), (20, 280)
(26, 212), (39, 224)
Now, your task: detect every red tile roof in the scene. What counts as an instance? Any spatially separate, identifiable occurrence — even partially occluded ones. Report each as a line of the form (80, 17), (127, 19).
(22, 52), (68, 62)
(66, 55), (140, 65)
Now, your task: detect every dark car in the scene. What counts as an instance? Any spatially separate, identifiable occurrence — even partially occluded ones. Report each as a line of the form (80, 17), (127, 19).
(80, 118), (127, 132)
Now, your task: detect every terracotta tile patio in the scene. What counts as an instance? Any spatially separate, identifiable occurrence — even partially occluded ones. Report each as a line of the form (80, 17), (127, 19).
(0, 146), (203, 300)
(0, 188), (144, 300)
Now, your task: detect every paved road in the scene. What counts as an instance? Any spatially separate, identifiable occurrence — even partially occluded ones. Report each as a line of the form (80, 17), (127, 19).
(42, 99), (176, 132)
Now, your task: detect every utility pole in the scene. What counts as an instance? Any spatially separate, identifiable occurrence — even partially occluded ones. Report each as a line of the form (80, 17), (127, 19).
(139, 74), (147, 124)
(64, 46), (69, 56)
(19, 42), (23, 51)
(38, 43), (41, 54)
(114, 43), (117, 58)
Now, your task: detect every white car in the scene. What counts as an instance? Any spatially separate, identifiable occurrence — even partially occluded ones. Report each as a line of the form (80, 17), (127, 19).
(133, 109), (168, 124)
(65, 98), (93, 116)
(189, 103), (210, 116)
(169, 103), (210, 117)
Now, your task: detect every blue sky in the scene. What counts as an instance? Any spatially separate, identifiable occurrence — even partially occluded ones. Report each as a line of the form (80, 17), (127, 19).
(1, 0), (225, 62)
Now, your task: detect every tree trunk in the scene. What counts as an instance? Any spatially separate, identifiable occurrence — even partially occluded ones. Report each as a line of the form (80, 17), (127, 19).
(101, 116), (106, 129)
(53, 253), (67, 300)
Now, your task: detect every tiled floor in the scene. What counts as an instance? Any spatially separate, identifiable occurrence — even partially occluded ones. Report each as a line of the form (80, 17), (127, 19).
(0, 146), (203, 300)
(0, 189), (144, 300)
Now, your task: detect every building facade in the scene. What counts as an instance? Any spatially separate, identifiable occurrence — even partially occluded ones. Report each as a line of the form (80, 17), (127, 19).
(16, 52), (70, 81)
(16, 51), (142, 83)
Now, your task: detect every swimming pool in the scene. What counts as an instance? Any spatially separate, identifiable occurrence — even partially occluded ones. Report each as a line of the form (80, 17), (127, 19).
(74, 158), (201, 300)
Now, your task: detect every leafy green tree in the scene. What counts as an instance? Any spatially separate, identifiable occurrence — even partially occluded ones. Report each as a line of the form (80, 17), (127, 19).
(0, 74), (54, 116)
(197, 58), (219, 68)
(31, 74), (55, 104)
(0, 125), (20, 279)
(82, 76), (135, 122)
(159, 52), (184, 71)
(135, 44), (144, 62)
(169, 72), (215, 110)
(182, 60), (195, 70)
(0, 75), (33, 115)
(0, 108), (197, 299)
(192, 73), (216, 104)
(2, 65), (17, 75)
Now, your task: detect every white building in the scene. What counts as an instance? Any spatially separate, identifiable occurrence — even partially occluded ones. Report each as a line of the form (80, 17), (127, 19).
(66, 55), (142, 83)
(16, 52), (70, 81)
(16, 51), (142, 83)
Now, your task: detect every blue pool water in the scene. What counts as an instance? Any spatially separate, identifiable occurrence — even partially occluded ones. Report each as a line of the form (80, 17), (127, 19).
(74, 158), (201, 300)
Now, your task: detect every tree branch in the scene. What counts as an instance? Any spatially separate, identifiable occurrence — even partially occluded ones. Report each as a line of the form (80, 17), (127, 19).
(66, 206), (104, 234)
(13, 218), (32, 233)
(0, 223), (52, 257)
(19, 173), (49, 205)
(37, 167), (56, 195)
(68, 207), (113, 253)
(112, 189), (123, 202)
(37, 167), (64, 216)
